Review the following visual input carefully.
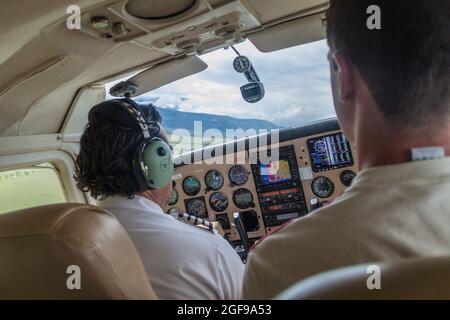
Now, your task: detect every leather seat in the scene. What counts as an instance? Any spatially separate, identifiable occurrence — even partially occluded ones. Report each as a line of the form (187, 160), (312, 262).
(0, 203), (157, 299)
(277, 256), (450, 300)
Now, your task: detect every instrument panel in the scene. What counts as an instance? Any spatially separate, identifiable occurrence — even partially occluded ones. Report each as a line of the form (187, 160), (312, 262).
(165, 120), (358, 243)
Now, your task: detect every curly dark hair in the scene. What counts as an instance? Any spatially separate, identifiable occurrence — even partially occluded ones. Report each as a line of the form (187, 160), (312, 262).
(74, 101), (163, 200)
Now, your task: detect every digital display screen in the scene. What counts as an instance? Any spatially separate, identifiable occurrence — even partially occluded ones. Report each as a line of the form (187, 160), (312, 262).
(307, 133), (354, 172)
(235, 192), (253, 204)
(260, 160), (292, 185)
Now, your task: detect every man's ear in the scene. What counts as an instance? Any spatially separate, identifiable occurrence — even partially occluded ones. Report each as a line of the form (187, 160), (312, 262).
(332, 51), (355, 103)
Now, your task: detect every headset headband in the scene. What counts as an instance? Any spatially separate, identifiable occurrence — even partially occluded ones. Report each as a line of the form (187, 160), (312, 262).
(108, 98), (161, 140)
(115, 99), (157, 139)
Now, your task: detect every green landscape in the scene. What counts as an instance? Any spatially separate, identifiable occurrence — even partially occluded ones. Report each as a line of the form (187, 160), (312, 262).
(0, 167), (66, 214)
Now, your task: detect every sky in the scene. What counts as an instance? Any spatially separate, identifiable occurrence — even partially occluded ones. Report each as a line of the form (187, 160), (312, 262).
(107, 39), (336, 128)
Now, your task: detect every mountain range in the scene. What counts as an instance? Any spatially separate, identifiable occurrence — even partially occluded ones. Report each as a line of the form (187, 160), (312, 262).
(155, 107), (282, 135)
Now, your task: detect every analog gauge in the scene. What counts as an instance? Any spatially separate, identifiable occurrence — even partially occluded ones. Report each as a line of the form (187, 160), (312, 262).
(233, 188), (254, 209)
(168, 207), (182, 217)
(168, 189), (178, 206)
(185, 197), (208, 218)
(312, 176), (335, 198)
(182, 176), (201, 196)
(340, 170), (357, 187)
(209, 192), (229, 213)
(229, 165), (249, 186)
(205, 170), (224, 191)
(233, 56), (251, 73)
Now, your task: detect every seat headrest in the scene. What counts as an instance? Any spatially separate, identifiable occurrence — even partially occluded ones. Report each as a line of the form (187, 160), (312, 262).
(0, 203), (157, 299)
(277, 256), (450, 300)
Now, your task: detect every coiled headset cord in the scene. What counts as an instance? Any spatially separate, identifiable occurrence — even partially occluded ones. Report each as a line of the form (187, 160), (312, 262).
(174, 212), (214, 231)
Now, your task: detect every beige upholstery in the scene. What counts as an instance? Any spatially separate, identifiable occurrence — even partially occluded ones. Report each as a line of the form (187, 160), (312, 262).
(277, 257), (450, 300)
(0, 203), (157, 299)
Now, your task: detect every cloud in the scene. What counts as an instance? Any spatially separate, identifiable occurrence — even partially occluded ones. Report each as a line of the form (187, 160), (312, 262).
(108, 39), (336, 127)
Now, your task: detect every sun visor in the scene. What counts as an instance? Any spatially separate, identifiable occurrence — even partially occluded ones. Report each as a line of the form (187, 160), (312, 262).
(248, 13), (326, 53)
(111, 56), (208, 97)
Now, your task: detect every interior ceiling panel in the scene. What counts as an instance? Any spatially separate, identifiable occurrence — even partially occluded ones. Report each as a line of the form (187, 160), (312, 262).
(125, 0), (197, 19)
(0, 0), (329, 137)
(248, 13), (326, 53)
(11, 84), (80, 137)
(247, 0), (327, 24)
(0, 9), (168, 137)
(0, 22), (116, 136)
(0, 0), (109, 66)
(16, 43), (167, 136)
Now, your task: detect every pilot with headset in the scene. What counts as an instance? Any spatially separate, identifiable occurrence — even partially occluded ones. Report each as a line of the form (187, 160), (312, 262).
(74, 98), (244, 300)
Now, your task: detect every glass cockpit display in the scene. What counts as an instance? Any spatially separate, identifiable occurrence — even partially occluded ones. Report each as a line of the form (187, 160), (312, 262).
(251, 145), (308, 227)
(259, 160), (292, 186)
(307, 133), (354, 172)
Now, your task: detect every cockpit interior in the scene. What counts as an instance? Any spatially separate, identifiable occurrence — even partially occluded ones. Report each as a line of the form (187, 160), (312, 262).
(1, 0), (450, 304)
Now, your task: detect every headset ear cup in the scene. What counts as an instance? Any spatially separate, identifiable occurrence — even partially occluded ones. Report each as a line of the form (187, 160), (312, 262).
(137, 138), (174, 189)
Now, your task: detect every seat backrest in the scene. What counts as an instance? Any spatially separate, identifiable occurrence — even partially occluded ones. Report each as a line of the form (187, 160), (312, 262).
(0, 203), (157, 299)
(277, 256), (450, 300)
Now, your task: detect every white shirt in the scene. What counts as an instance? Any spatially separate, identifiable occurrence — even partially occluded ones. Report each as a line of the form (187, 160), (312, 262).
(99, 195), (244, 300)
(244, 157), (450, 299)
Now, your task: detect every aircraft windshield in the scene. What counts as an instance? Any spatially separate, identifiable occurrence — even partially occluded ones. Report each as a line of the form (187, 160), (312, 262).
(106, 39), (335, 155)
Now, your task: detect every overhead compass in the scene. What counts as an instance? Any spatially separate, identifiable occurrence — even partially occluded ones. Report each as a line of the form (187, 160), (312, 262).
(233, 55), (251, 73)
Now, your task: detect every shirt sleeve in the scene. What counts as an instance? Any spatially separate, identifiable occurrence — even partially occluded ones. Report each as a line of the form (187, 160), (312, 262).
(215, 236), (245, 300)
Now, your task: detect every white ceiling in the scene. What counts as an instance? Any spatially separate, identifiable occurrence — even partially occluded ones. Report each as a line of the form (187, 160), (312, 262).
(0, 0), (327, 137)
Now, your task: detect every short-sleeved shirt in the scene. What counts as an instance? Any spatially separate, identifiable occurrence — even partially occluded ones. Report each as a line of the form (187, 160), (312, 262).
(99, 195), (244, 300)
(243, 158), (450, 299)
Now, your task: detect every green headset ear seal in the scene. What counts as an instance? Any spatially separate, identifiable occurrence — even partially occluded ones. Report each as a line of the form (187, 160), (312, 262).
(139, 137), (174, 189)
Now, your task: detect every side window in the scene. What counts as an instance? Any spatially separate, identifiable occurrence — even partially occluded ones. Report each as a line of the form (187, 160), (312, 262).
(0, 163), (67, 214)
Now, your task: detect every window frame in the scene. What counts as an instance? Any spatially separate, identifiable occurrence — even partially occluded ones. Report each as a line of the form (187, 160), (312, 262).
(0, 162), (68, 213)
(0, 148), (86, 204)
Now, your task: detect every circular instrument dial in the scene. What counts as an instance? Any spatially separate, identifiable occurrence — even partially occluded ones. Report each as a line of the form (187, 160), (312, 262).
(233, 56), (251, 73)
(209, 192), (229, 212)
(182, 176), (201, 196)
(168, 189), (178, 206)
(205, 170), (224, 190)
(229, 165), (248, 186)
(312, 176), (335, 198)
(185, 198), (208, 218)
(340, 170), (357, 187)
(233, 188), (254, 209)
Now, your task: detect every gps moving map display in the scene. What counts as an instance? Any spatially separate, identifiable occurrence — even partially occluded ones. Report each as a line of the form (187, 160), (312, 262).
(307, 133), (354, 172)
(260, 160), (292, 185)
(251, 145), (308, 227)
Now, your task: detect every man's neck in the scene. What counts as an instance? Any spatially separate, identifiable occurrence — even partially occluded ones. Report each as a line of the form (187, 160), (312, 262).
(356, 127), (450, 170)
(139, 191), (162, 207)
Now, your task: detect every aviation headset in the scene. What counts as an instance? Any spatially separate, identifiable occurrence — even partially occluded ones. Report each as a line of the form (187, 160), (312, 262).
(88, 98), (174, 190)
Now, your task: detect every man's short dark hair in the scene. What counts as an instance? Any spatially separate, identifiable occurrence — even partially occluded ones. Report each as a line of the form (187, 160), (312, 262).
(326, 0), (450, 128)
(74, 101), (164, 200)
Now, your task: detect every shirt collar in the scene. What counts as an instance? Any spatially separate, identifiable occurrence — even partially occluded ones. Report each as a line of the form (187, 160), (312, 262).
(351, 157), (450, 188)
(98, 195), (165, 216)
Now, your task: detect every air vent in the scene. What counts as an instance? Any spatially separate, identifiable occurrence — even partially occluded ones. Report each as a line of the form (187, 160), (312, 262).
(125, 0), (197, 20)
